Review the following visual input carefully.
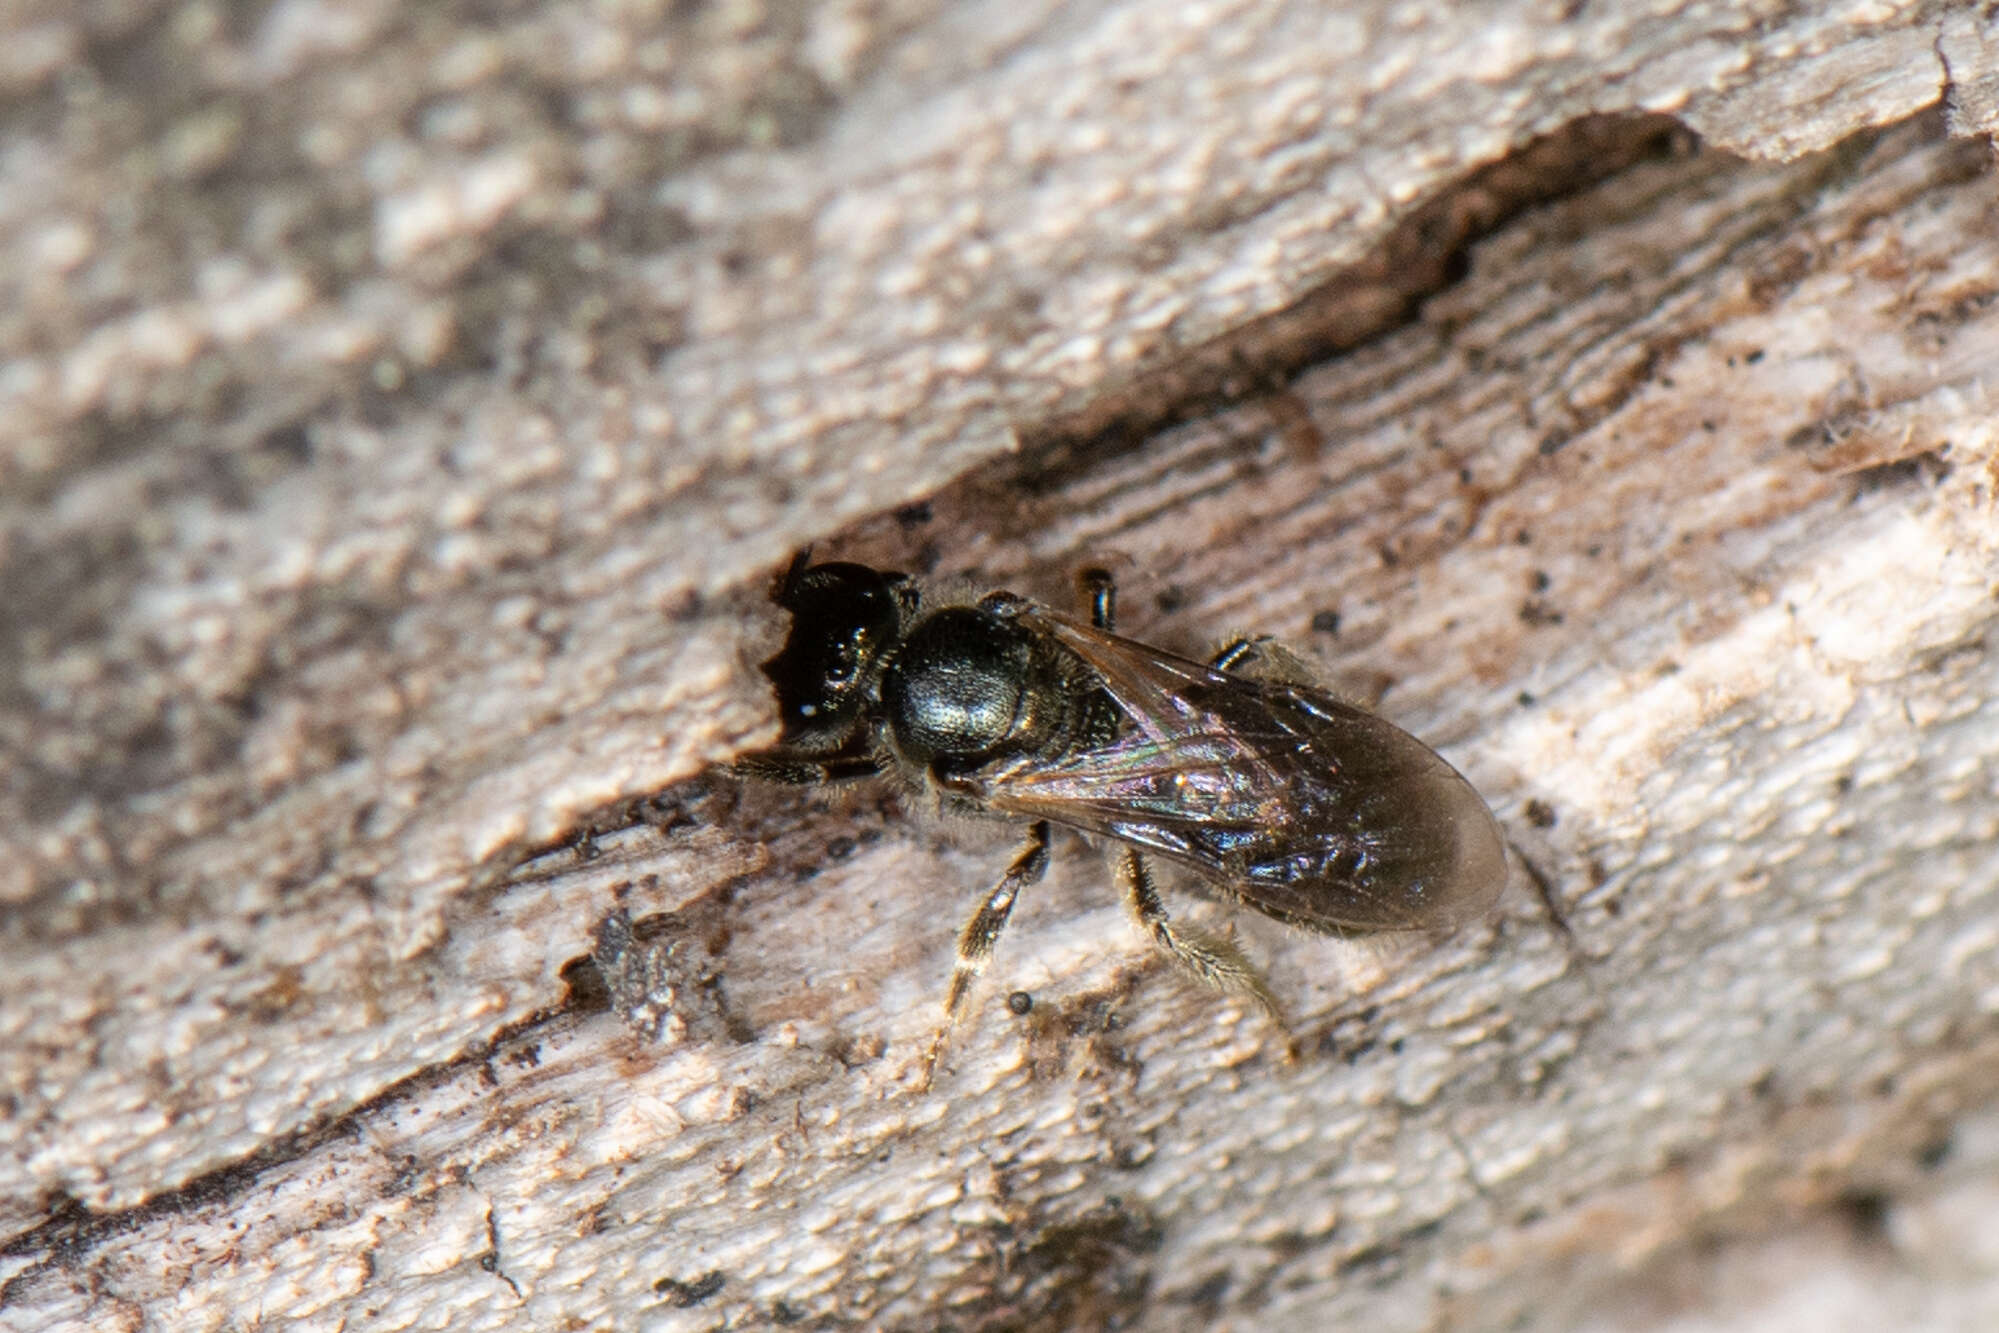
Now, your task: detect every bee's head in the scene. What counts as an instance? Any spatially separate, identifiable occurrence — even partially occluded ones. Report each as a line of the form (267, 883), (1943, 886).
(761, 558), (914, 752)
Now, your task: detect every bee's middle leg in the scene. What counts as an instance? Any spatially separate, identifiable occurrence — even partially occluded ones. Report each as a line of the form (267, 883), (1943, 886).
(1077, 566), (1117, 631)
(919, 818), (1051, 1088)
(1115, 848), (1284, 1025)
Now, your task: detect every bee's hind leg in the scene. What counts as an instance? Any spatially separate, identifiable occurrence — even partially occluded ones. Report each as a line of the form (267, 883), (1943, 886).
(1209, 636), (1272, 672)
(919, 819), (1052, 1089)
(1210, 635), (1327, 686)
(1115, 848), (1285, 1029)
(1075, 572), (1292, 1042)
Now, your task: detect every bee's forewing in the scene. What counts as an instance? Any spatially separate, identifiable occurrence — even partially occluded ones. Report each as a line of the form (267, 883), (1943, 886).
(974, 608), (1507, 934)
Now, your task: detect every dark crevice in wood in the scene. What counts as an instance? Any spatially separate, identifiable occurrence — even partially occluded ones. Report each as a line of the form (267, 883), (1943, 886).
(1011, 112), (1699, 493)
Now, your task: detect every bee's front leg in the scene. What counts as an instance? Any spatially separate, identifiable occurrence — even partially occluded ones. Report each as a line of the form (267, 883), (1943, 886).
(728, 751), (884, 785)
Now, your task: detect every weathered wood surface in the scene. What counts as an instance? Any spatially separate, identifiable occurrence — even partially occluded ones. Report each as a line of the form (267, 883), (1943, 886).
(3, 1), (1998, 1329)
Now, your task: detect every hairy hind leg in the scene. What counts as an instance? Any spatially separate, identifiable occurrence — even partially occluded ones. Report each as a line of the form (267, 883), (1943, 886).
(1114, 848), (1284, 1025)
(919, 819), (1052, 1088)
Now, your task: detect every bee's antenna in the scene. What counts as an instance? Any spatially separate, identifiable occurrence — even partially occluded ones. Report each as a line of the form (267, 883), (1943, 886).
(773, 548), (813, 600)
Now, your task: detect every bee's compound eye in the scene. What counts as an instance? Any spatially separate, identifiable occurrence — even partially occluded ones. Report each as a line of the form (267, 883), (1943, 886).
(821, 641), (862, 687)
(884, 609), (1032, 763)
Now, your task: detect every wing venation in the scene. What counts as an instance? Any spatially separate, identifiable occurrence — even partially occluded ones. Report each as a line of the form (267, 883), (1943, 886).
(966, 609), (1506, 934)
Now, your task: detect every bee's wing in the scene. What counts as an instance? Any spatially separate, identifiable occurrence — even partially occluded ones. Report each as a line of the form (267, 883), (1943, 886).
(972, 608), (1507, 934)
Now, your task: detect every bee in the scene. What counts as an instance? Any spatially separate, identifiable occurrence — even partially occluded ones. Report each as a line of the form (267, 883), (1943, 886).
(736, 556), (1507, 1082)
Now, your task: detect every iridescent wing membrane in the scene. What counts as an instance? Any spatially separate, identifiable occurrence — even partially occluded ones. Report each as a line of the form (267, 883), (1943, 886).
(969, 607), (1507, 934)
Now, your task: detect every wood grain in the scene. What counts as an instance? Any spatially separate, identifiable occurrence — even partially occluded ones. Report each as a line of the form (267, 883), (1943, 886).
(3, 2), (1997, 1329)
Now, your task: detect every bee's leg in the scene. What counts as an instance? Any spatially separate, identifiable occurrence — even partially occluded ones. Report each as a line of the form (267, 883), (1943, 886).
(1077, 566), (1117, 631)
(1210, 635), (1325, 688)
(1081, 573), (1283, 673)
(1115, 848), (1285, 1026)
(1208, 636), (1270, 672)
(727, 752), (884, 785)
(919, 819), (1052, 1088)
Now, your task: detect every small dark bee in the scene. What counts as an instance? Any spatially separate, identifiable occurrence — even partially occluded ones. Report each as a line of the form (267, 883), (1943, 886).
(737, 556), (1507, 1081)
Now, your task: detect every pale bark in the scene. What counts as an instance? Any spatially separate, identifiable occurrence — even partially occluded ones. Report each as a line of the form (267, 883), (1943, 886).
(4, 2), (1998, 1330)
